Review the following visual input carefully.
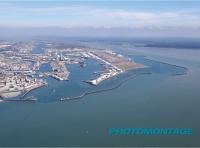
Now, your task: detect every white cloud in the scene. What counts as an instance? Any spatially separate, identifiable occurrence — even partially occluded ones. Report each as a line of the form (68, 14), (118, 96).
(0, 3), (200, 28)
(108, 10), (157, 20)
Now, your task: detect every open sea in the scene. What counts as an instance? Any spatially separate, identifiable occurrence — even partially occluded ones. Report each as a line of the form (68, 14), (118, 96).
(0, 41), (200, 146)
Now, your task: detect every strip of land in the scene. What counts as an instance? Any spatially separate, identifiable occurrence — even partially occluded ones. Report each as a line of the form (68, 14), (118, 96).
(85, 50), (144, 85)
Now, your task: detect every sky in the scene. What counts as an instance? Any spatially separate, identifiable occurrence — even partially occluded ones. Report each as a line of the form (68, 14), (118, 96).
(0, 0), (200, 37)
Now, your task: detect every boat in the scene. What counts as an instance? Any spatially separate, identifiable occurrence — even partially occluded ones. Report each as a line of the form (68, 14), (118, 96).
(60, 97), (73, 101)
(80, 62), (86, 68)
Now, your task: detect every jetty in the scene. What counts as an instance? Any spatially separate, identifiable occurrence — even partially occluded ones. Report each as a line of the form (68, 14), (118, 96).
(60, 72), (152, 102)
(0, 96), (37, 103)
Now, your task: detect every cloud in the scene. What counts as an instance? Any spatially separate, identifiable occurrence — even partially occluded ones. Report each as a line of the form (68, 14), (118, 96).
(0, 3), (200, 28)
(108, 11), (168, 20)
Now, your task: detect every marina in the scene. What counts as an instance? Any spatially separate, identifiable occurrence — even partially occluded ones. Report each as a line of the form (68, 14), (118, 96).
(0, 41), (144, 99)
(0, 46), (188, 103)
(0, 38), (195, 147)
(0, 0), (199, 146)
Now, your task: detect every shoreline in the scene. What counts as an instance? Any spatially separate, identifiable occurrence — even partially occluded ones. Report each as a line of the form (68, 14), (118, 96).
(85, 64), (145, 86)
(0, 56), (188, 103)
(60, 57), (188, 102)
(21, 82), (47, 99)
(0, 82), (47, 100)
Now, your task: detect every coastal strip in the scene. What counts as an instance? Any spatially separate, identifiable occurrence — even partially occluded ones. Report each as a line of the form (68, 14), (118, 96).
(86, 51), (145, 85)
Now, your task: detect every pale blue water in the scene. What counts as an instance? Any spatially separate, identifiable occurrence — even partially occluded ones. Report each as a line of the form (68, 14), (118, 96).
(21, 55), (186, 103)
(0, 42), (199, 146)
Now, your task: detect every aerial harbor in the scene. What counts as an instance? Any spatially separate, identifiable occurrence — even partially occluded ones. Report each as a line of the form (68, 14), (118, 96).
(0, 41), (144, 100)
(1, 0), (200, 147)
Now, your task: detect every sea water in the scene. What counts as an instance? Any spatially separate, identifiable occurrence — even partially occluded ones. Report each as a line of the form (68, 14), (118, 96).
(0, 41), (199, 147)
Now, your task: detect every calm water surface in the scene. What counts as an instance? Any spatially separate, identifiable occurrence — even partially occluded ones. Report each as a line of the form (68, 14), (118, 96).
(0, 43), (199, 146)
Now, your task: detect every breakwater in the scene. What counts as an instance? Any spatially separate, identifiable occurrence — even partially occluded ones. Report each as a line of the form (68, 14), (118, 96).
(21, 83), (47, 99)
(60, 72), (152, 101)
(0, 96), (37, 103)
(145, 57), (188, 75)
